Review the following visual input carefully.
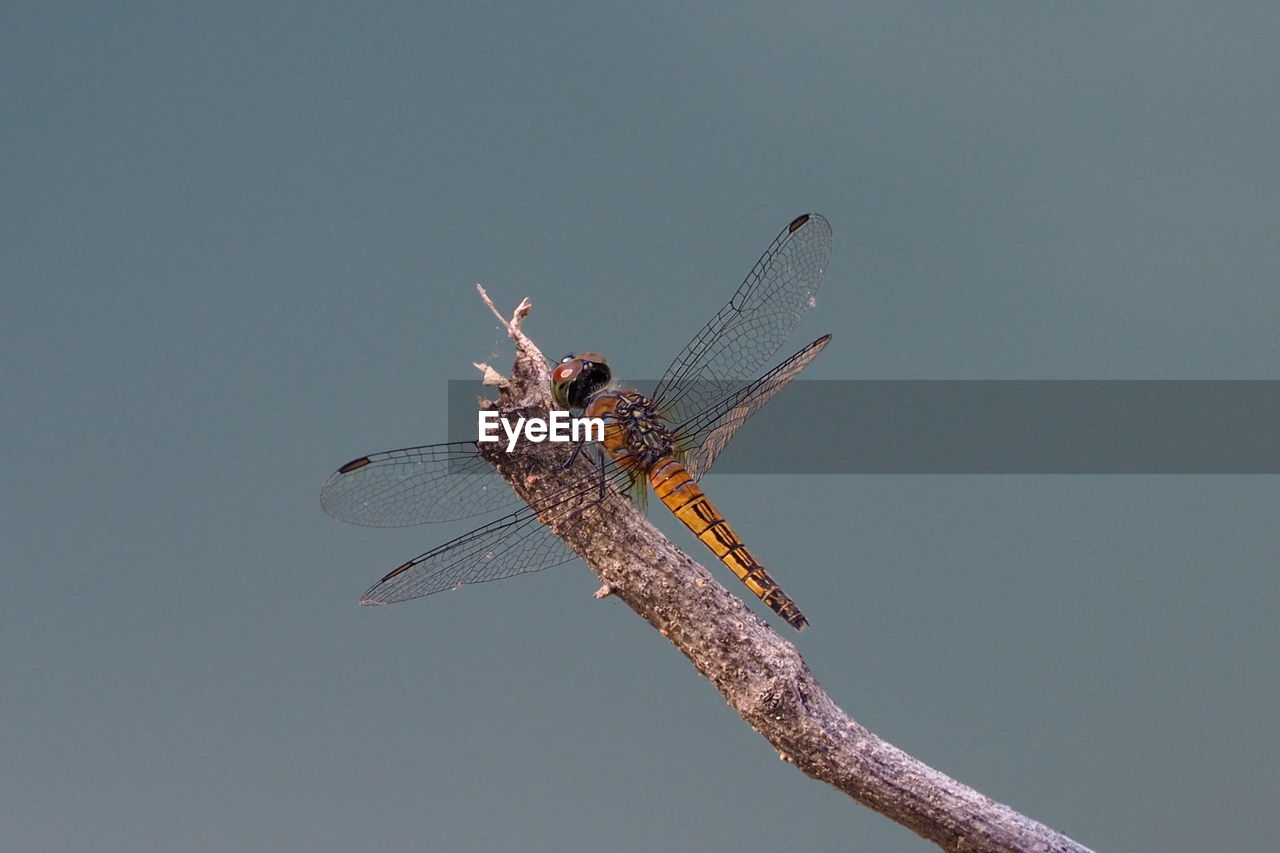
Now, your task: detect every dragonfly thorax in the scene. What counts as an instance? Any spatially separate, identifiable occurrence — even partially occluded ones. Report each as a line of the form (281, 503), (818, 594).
(586, 390), (675, 470)
(554, 352), (674, 468)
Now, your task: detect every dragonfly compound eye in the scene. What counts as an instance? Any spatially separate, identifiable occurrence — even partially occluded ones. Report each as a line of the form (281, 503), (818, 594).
(552, 354), (612, 409)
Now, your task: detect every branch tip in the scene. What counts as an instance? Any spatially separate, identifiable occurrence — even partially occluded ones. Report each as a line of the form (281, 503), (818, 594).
(476, 283), (533, 336)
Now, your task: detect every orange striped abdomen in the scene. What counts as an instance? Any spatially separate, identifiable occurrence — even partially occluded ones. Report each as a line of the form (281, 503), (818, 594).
(648, 457), (808, 631)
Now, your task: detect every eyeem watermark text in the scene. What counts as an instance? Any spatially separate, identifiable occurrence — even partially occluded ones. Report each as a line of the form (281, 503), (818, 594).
(477, 411), (605, 452)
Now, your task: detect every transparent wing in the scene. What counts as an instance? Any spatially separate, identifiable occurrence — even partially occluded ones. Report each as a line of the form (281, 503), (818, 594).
(652, 213), (832, 425)
(361, 459), (638, 604)
(360, 503), (577, 603)
(674, 335), (831, 480)
(320, 442), (522, 527)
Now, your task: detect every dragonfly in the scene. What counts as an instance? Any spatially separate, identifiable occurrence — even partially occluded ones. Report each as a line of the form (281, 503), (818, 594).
(322, 213), (832, 630)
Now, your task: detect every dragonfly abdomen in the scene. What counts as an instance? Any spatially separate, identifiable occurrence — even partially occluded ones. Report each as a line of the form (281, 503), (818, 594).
(648, 457), (808, 631)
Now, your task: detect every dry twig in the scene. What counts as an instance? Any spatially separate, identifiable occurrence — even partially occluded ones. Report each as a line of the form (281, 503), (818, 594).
(477, 290), (1095, 853)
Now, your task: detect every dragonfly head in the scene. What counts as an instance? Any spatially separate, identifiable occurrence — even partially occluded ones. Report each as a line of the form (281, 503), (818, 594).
(552, 352), (611, 409)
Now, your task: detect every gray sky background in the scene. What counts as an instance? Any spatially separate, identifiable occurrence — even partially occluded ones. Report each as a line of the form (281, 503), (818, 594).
(5, 3), (1277, 851)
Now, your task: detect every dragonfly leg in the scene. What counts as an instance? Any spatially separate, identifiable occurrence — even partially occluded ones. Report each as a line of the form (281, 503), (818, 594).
(596, 447), (608, 501)
(559, 433), (588, 470)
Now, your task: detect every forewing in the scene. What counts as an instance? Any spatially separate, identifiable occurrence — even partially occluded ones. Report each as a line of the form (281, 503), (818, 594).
(675, 335), (831, 480)
(320, 442), (521, 527)
(653, 213), (832, 425)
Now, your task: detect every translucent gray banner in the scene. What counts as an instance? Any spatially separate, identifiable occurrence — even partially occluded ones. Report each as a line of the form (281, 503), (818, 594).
(448, 380), (1280, 474)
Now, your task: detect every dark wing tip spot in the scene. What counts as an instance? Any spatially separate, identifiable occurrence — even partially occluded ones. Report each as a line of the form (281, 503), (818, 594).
(787, 213), (810, 233)
(338, 456), (372, 474)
